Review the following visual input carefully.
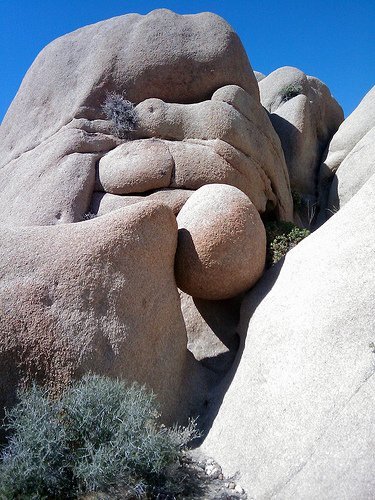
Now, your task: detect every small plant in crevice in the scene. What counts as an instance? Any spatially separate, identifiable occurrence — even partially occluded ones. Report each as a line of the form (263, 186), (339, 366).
(83, 211), (97, 220)
(0, 375), (200, 499)
(265, 220), (310, 266)
(102, 92), (138, 139)
(291, 190), (303, 211)
(281, 83), (303, 102)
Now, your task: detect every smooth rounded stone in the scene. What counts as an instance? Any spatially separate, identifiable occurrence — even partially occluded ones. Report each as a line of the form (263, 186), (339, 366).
(97, 139), (173, 194)
(91, 189), (193, 217)
(319, 86), (375, 216)
(0, 201), (202, 424)
(135, 85), (293, 220)
(201, 174), (375, 498)
(259, 66), (343, 199)
(147, 189), (193, 215)
(168, 139), (273, 213)
(90, 192), (144, 216)
(328, 127), (375, 212)
(320, 86), (375, 176)
(175, 184), (266, 300)
(0, 10), (257, 171)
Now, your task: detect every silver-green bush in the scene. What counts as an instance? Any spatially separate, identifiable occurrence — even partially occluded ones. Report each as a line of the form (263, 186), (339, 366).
(0, 375), (199, 499)
(102, 92), (138, 138)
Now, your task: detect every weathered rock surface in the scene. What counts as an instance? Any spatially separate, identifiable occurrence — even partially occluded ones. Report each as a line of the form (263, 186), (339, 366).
(319, 86), (375, 217)
(91, 189), (193, 217)
(320, 85), (375, 176)
(260, 66), (343, 200)
(134, 85), (293, 220)
(175, 184), (266, 300)
(180, 291), (242, 374)
(0, 10), (257, 171)
(201, 174), (375, 498)
(97, 138), (174, 194)
(328, 126), (375, 211)
(0, 126), (119, 226)
(0, 202), (197, 424)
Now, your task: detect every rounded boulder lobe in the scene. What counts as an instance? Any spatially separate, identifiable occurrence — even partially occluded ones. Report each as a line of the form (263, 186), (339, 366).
(175, 184), (266, 300)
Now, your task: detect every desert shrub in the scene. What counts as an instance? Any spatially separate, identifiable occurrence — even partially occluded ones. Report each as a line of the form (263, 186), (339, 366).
(0, 385), (70, 498)
(102, 92), (138, 138)
(281, 83), (303, 102)
(0, 375), (199, 499)
(265, 221), (310, 266)
(291, 190), (303, 211)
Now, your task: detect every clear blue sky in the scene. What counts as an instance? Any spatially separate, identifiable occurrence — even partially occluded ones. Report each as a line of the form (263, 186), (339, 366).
(1, 0), (374, 122)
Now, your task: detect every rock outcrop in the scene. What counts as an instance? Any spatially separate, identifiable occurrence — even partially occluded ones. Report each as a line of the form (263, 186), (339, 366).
(175, 184), (266, 300)
(0, 202), (199, 424)
(320, 86), (375, 177)
(201, 173), (375, 498)
(328, 126), (375, 211)
(180, 291), (242, 374)
(1, 9), (258, 169)
(260, 66), (343, 203)
(5, 12), (373, 497)
(92, 83), (293, 221)
(319, 86), (375, 218)
(0, 10), (261, 227)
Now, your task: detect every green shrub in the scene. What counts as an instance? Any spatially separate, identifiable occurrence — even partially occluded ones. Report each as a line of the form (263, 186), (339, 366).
(280, 83), (303, 102)
(102, 92), (138, 138)
(291, 190), (303, 211)
(0, 375), (199, 499)
(265, 221), (310, 266)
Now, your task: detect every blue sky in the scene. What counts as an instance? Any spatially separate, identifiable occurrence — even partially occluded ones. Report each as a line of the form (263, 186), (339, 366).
(1, 0), (374, 122)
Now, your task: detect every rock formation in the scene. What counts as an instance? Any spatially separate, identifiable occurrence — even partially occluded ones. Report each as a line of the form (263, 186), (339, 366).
(260, 66), (343, 207)
(328, 126), (375, 211)
(1, 7), (373, 498)
(319, 85), (375, 218)
(0, 202), (202, 424)
(201, 173), (375, 498)
(175, 184), (266, 300)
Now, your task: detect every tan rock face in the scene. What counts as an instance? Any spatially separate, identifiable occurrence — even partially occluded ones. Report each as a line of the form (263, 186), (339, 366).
(0, 202), (193, 424)
(0, 10), (293, 227)
(89, 83), (293, 222)
(0, 9), (257, 172)
(328, 126), (375, 212)
(180, 291), (242, 374)
(130, 85), (292, 220)
(320, 86), (375, 176)
(319, 86), (375, 218)
(201, 174), (375, 498)
(0, 126), (120, 226)
(175, 184), (266, 300)
(91, 189), (194, 217)
(97, 139), (174, 194)
(260, 66), (343, 201)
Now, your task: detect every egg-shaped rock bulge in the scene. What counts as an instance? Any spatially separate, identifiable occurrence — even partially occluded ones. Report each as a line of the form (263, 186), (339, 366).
(175, 184), (266, 300)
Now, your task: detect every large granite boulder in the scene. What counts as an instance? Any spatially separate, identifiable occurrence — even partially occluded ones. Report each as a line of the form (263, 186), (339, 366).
(0, 126), (120, 226)
(175, 184), (266, 300)
(0, 202), (201, 424)
(319, 86), (375, 218)
(320, 86), (375, 177)
(328, 126), (375, 211)
(0, 11), (294, 226)
(1, 9), (257, 169)
(260, 66), (343, 202)
(201, 173), (375, 498)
